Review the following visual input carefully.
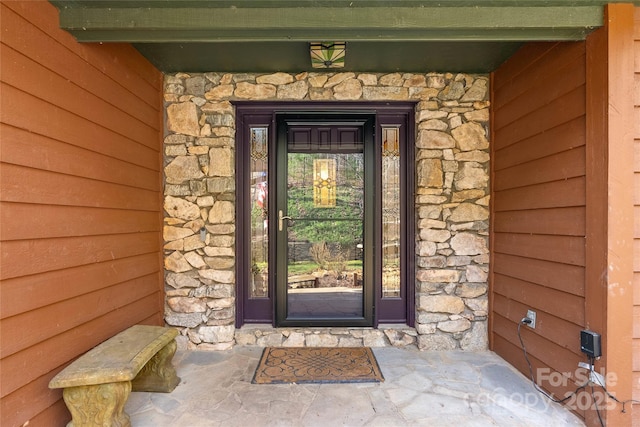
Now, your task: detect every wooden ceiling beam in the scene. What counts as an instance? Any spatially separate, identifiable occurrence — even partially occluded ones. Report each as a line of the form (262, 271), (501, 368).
(51, 3), (606, 43)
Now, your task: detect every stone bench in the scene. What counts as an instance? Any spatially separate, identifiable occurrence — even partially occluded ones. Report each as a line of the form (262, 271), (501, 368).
(288, 274), (318, 289)
(49, 325), (180, 427)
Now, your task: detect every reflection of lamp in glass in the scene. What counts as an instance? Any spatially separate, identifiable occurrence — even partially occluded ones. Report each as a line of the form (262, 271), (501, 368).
(382, 127), (399, 156)
(313, 159), (336, 207)
(310, 42), (346, 69)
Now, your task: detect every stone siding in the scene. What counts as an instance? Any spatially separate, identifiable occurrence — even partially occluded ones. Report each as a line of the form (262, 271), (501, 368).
(163, 71), (490, 351)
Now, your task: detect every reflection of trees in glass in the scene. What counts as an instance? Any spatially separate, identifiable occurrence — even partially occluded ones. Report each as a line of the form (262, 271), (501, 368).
(287, 152), (363, 252)
(250, 193), (268, 297)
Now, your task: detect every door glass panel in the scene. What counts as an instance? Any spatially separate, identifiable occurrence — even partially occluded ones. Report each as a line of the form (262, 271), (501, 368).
(250, 127), (268, 298)
(286, 150), (364, 318)
(382, 127), (401, 298)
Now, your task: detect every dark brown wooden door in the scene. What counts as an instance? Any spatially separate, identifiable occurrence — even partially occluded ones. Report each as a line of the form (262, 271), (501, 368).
(275, 118), (375, 326)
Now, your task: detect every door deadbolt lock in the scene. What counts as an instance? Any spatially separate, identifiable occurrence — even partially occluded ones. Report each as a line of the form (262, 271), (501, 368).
(278, 210), (292, 231)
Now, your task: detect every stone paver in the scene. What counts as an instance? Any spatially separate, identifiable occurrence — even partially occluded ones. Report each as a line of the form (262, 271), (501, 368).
(126, 347), (585, 427)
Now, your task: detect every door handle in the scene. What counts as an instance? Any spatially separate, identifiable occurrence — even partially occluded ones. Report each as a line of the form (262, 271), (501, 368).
(278, 210), (292, 232)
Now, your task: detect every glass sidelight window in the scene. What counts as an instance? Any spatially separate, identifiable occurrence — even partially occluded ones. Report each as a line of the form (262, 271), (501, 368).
(382, 127), (401, 298)
(249, 127), (269, 299)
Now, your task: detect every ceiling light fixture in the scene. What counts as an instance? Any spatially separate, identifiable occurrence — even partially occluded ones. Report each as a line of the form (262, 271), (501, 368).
(310, 42), (346, 69)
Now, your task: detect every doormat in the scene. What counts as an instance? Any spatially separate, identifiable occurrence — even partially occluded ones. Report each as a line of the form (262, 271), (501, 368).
(252, 347), (384, 384)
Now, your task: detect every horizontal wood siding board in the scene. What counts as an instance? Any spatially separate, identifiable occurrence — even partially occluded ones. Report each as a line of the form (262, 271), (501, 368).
(492, 327), (587, 423)
(1, 84), (160, 171)
(95, 41), (163, 91)
(1, 2), (162, 108)
(493, 254), (585, 296)
(493, 233), (585, 267)
(1, 253), (161, 319)
(493, 116), (586, 170)
(493, 276), (585, 325)
(0, 293), (161, 400)
(28, 401), (71, 427)
(2, 45), (160, 146)
(492, 207), (586, 236)
(493, 314), (583, 379)
(493, 295), (584, 356)
(491, 42), (559, 92)
(139, 313), (164, 326)
(493, 176), (586, 211)
(492, 39), (587, 421)
(1, 203), (161, 241)
(493, 87), (585, 150)
(1, 274), (161, 358)
(490, 335), (541, 386)
(1, 164), (161, 211)
(493, 147), (585, 190)
(493, 41), (584, 111)
(1, 125), (160, 192)
(491, 334), (586, 420)
(1, 232), (160, 280)
(493, 47), (586, 128)
(0, 6), (160, 125)
(0, 2), (163, 425)
(0, 374), (68, 427)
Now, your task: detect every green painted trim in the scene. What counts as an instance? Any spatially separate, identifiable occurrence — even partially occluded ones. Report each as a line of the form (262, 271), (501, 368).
(69, 28), (594, 43)
(53, 4), (604, 42)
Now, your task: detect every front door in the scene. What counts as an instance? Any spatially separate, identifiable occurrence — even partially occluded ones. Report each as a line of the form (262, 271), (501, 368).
(235, 102), (415, 328)
(276, 115), (375, 326)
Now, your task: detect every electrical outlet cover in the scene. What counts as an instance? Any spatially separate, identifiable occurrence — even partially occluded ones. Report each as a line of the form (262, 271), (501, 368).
(526, 310), (536, 328)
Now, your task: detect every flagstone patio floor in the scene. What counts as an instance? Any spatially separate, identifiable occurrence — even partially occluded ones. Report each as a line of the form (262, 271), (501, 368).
(125, 346), (585, 426)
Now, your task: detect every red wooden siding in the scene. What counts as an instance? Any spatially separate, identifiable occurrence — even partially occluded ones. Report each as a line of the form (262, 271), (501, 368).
(0, 1), (164, 426)
(491, 41), (588, 416)
(586, 5), (635, 427)
(633, 7), (640, 423)
(492, 5), (637, 426)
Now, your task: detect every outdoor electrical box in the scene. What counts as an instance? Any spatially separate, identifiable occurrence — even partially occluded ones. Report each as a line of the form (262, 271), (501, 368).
(580, 330), (601, 358)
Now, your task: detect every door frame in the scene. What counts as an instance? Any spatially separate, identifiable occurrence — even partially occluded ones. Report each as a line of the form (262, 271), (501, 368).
(235, 101), (416, 328)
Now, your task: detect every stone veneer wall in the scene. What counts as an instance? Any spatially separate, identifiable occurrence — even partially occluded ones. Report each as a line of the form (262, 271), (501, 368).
(162, 71), (490, 351)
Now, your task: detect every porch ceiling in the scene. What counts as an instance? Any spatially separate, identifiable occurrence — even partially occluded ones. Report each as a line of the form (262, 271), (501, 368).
(50, 1), (635, 73)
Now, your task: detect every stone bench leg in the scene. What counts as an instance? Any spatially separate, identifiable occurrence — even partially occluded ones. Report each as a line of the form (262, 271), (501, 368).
(63, 381), (131, 427)
(131, 340), (179, 393)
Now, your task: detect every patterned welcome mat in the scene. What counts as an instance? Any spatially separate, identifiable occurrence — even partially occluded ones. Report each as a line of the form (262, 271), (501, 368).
(252, 347), (384, 384)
